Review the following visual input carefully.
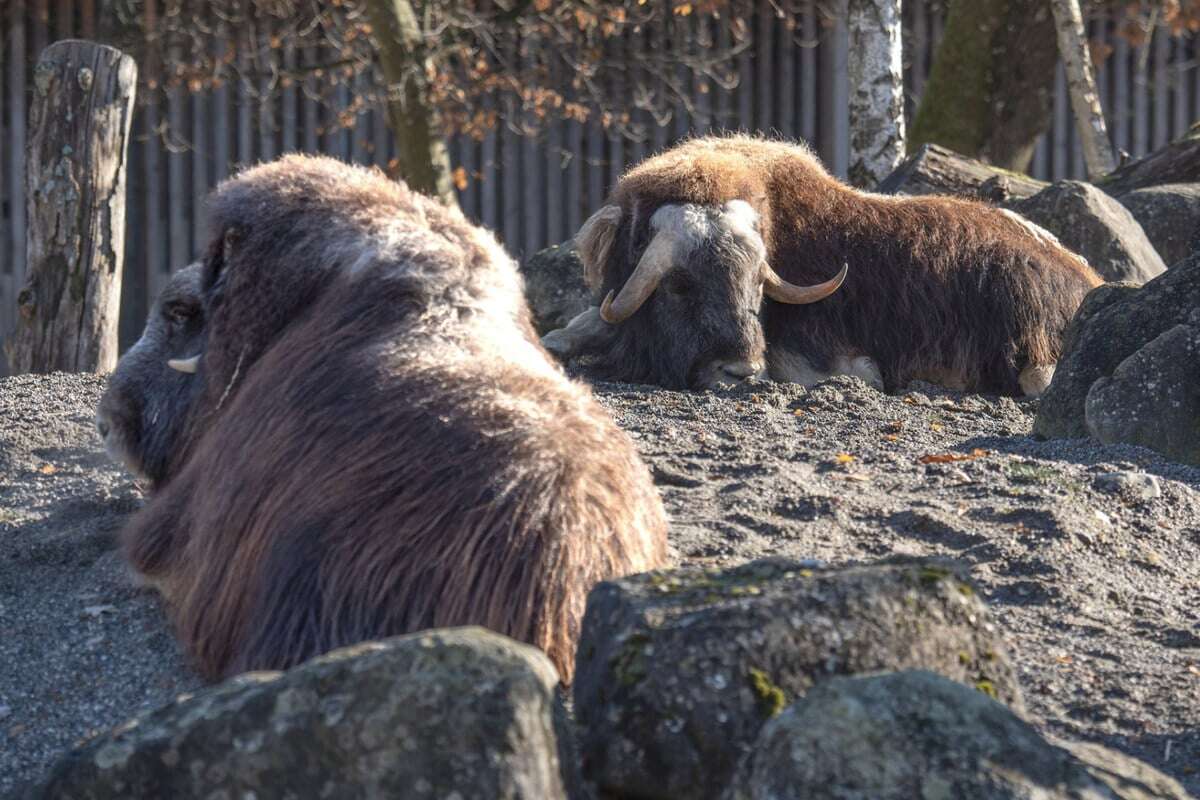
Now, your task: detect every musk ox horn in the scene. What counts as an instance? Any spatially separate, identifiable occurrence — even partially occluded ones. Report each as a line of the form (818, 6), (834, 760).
(167, 355), (201, 374)
(599, 227), (676, 324)
(762, 261), (848, 305)
(576, 204), (622, 292)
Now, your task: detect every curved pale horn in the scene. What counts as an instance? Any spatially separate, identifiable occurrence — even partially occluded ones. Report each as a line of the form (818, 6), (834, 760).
(576, 204), (622, 292)
(599, 228), (676, 324)
(167, 355), (201, 374)
(762, 262), (848, 305)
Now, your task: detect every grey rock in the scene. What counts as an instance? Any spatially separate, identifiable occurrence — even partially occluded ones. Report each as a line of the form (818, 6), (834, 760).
(573, 558), (1022, 800)
(1093, 471), (1163, 502)
(725, 670), (1189, 800)
(1117, 184), (1200, 268)
(1035, 251), (1200, 440)
(1085, 324), (1200, 466)
(1010, 180), (1167, 284)
(31, 627), (572, 800)
(520, 242), (592, 335)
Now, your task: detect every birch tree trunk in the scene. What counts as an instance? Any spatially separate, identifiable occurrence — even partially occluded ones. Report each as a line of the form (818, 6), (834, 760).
(364, 0), (458, 207)
(5, 40), (137, 375)
(847, 0), (905, 189)
(1050, 0), (1116, 179)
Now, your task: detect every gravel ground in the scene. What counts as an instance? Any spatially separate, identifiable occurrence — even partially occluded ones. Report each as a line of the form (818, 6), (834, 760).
(1, 370), (1198, 795)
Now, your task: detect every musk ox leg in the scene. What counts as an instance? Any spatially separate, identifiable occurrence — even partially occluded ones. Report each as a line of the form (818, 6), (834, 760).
(1019, 363), (1056, 397)
(541, 306), (614, 360)
(770, 349), (883, 391)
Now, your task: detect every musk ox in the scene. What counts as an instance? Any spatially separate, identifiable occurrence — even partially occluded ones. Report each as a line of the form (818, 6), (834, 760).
(542, 136), (1102, 396)
(95, 154), (668, 683)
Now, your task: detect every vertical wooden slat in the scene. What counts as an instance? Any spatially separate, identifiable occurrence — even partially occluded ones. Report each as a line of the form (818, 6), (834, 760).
(653, 10), (668, 152)
(1113, 22), (1130, 154)
(302, 46), (318, 153)
(911, 0), (928, 106)
(191, 1), (208, 255)
(55, 0), (72, 39)
(693, 16), (713, 135)
(586, 114), (604, 220)
(671, 3), (688, 139)
(237, 25), (254, 165)
(1134, 35), (1149, 157)
(144, 0), (166, 302)
(714, 16), (732, 132)
(778, 10), (795, 137)
(564, 114), (582, 236)
(259, 19), (276, 162)
(736, 8), (753, 134)
(32, 0), (48, 58)
(1053, 62), (1068, 180)
(1173, 37), (1188, 140)
(213, 30), (231, 183)
(6, 0), (25, 296)
(821, 1), (850, 177)
(609, 32), (626, 189)
(351, 72), (368, 165)
(545, 118), (563, 244)
(800, 2), (817, 146)
(756, 2), (774, 131)
(1153, 24), (1169, 150)
(481, 93), (499, 231)
(522, 44), (543, 256)
(502, 38), (520, 249)
(1033, 132), (1048, 180)
(120, 108), (146, 349)
(79, 0), (94, 39)
(167, 35), (189, 272)
(281, 40), (297, 153)
(371, 105), (389, 168)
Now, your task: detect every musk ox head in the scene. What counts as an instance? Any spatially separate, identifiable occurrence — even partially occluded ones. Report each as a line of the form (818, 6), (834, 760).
(96, 263), (206, 484)
(574, 184), (845, 391)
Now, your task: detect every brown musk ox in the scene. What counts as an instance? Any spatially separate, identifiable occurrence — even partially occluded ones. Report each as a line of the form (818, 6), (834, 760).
(542, 135), (1102, 396)
(95, 154), (668, 683)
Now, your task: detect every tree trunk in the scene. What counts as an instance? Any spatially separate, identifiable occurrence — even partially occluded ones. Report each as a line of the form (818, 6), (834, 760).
(364, 0), (458, 207)
(5, 40), (137, 375)
(877, 144), (1047, 201)
(847, 0), (905, 189)
(1096, 129), (1200, 197)
(1051, 0), (1116, 179)
(909, 0), (1057, 172)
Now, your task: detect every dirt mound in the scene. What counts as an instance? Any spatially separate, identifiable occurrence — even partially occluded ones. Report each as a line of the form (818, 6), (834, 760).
(1, 371), (1197, 795)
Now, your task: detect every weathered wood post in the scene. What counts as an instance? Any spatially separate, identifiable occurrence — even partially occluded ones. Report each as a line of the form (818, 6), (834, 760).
(4, 40), (137, 374)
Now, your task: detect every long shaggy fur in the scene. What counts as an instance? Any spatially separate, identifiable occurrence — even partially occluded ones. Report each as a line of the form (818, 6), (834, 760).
(119, 155), (668, 683)
(594, 135), (1102, 394)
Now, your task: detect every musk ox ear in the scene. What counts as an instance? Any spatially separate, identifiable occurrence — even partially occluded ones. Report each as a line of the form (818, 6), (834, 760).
(574, 205), (622, 293)
(203, 226), (243, 289)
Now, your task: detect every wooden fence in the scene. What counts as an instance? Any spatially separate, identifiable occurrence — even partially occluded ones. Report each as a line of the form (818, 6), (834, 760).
(2, 1), (1199, 359)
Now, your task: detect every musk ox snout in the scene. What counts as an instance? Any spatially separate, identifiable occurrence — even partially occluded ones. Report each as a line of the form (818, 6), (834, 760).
(98, 263), (206, 486)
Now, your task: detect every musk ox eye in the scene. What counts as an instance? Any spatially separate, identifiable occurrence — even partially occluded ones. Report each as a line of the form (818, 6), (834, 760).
(164, 301), (198, 325)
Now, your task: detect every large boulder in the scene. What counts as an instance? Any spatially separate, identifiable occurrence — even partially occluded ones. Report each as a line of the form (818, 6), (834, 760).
(31, 628), (573, 799)
(520, 242), (592, 335)
(726, 670), (1190, 800)
(1035, 251), (1200, 443)
(1009, 180), (1166, 284)
(1084, 320), (1200, 464)
(1117, 183), (1200, 268)
(573, 558), (1022, 800)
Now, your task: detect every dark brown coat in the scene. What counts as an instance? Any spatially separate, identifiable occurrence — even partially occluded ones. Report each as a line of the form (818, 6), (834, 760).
(108, 155), (668, 683)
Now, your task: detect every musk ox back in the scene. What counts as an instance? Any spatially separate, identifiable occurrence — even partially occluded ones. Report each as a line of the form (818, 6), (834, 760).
(544, 136), (1101, 396)
(96, 154), (668, 683)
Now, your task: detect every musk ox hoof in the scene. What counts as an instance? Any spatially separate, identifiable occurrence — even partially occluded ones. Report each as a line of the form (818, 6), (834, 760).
(1018, 363), (1056, 397)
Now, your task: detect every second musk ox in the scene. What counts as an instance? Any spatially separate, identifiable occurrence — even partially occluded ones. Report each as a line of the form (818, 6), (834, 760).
(95, 154), (668, 683)
(543, 136), (1102, 396)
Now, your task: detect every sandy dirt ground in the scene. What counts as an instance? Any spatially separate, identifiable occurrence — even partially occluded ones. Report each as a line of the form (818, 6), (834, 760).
(1, 371), (1197, 796)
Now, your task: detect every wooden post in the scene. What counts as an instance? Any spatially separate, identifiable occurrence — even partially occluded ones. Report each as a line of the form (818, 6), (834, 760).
(5, 40), (137, 374)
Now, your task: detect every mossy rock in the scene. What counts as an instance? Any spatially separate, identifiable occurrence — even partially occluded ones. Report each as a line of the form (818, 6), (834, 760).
(31, 628), (573, 799)
(573, 557), (1023, 800)
(726, 670), (1190, 800)
(1035, 251), (1200, 441)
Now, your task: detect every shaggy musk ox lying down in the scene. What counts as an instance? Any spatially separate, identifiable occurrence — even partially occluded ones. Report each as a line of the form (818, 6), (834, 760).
(543, 136), (1102, 396)
(95, 154), (668, 683)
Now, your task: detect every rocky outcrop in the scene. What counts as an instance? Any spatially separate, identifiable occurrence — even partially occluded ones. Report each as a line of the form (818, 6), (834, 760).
(1085, 320), (1200, 465)
(31, 628), (572, 800)
(572, 558), (1022, 800)
(1009, 180), (1166, 284)
(520, 242), (592, 335)
(725, 670), (1190, 800)
(1117, 184), (1200, 268)
(1034, 251), (1200, 455)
